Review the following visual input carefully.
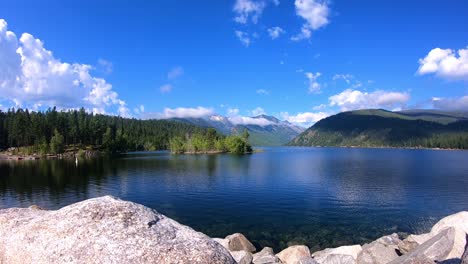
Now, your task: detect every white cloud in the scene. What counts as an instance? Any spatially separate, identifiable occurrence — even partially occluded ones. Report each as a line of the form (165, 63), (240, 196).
(145, 106), (215, 119)
(160, 84), (173, 93)
(134, 104), (145, 115)
(432, 96), (468, 111)
(97, 58), (113, 74)
(235, 30), (251, 47)
(0, 19), (129, 116)
(333, 74), (353, 84)
(329, 89), (410, 111)
(233, 0), (278, 24)
(227, 108), (240, 116)
(305, 72), (322, 93)
(291, 25), (312, 41)
(280, 111), (330, 127)
(250, 106), (266, 116)
(256, 89), (269, 95)
(167, 66), (184, 79)
(233, 0), (266, 24)
(226, 106), (272, 126)
(267, 26), (285, 39)
(229, 116), (273, 126)
(417, 47), (468, 80)
(292, 0), (329, 41)
(312, 103), (327, 110)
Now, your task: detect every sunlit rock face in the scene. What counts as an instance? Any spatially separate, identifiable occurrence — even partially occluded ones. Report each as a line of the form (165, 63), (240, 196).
(0, 196), (235, 264)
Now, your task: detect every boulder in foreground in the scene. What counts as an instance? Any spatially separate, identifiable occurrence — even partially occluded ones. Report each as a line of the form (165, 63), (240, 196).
(0, 196), (235, 264)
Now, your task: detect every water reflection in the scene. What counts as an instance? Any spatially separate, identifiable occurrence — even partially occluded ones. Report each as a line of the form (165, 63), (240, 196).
(1, 147), (467, 252)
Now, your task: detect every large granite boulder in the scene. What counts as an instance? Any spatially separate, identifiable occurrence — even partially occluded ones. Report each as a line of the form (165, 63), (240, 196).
(0, 196), (235, 264)
(389, 227), (456, 264)
(312, 245), (362, 264)
(226, 233), (257, 253)
(253, 247), (282, 264)
(399, 211), (468, 261)
(357, 233), (401, 264)
(276, 245), (311, 264)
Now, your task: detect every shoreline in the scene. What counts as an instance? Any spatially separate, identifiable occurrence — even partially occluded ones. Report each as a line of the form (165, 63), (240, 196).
(287, 144), (468, 152)
(0, 196), (466, 264)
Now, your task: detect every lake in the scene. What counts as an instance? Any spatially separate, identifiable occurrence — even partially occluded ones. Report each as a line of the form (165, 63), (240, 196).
(1, 147), (467, 252)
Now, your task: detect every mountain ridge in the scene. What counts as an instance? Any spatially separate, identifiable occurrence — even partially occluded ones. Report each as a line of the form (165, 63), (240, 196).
(169, 114), (305, 146)
(289, 109), (468, 149)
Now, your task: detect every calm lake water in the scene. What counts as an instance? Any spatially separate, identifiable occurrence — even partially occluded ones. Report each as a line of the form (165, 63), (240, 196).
(1, 147), (468, 252)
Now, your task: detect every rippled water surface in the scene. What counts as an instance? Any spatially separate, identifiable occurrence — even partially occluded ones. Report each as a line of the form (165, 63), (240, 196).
(1, 147), (468, 251)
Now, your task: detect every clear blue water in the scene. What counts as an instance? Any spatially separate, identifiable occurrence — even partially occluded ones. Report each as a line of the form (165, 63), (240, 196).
(1, 147), (468, 252)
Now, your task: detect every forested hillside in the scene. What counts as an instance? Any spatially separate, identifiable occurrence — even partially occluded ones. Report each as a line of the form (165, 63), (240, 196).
(289, 109), (468, 149)
(0, 107), (209, 153)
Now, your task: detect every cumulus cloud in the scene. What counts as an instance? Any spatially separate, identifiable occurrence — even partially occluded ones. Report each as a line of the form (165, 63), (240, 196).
(229, 116), (273, 126)
(280, 111), (330, 127)
(417, 47), (468, 80)
(160, 84), (173, 93)
(225, 106), (272, 126)
(227, 108), (240, 116)
(305, 72), (322, 93)
(233, 0), (278, 24)
(235, 30), (251, 47)
(267, 26), (285, 39)
(145, 106), (215, 119)
(250, 106), (266, 116)
(432, 96), (468, 111)
(256, 89), (269, 95)
(329, 89), (410, 111)
(291, 0), (329, 41)
(167, 66), (184, 80)
(0, 19), (129, 116)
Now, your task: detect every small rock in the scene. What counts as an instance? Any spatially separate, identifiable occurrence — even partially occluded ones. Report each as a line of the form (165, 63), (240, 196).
(312, 245), (362, 264)
(389, 227), (455, 264)
(357, 233), (401, 264)
(253, 247), (281, 264)
(231, 250), (253, 264)
(276, 245), (311, 264)
(226, 233), (256, 253)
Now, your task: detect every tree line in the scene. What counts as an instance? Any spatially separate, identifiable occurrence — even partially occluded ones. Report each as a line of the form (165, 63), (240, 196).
(169, 128), (253, 154)
(0, 107), (214, 154)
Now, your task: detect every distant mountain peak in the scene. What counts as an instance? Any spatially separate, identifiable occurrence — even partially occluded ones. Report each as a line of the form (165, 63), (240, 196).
(252, 114), (281, 123)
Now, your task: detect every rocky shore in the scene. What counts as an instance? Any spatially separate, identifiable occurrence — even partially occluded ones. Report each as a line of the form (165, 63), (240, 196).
(0, 196), (467, 264)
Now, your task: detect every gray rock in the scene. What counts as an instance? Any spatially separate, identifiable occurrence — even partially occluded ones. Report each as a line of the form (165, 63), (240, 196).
(389, 227), (455, 264)
(312, 245), (362, 264)
(399, 211), (468, 260)
(226, 233), (257, 253)
(0, 196), (235, 264)
(215, 238), (230, 250)
(253, 247), (281, 264)
(276, 245), (311, 264)
(462, 236), (468, 264)
(295, 257), (319, 264)
(231, 250), (254, 264)
(315, 254), (355, 264)
(357, 233), (401, 264)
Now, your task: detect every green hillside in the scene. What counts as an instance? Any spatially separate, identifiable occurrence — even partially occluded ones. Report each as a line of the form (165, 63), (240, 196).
(289, 109), (468, 149)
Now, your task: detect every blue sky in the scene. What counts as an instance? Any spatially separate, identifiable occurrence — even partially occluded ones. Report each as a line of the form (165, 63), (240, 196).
(0, 0), (467, 126)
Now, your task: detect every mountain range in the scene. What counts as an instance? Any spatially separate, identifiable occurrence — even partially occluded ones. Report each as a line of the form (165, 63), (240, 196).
(289, 109), (468, 149)
(170, 114), (304, 146)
